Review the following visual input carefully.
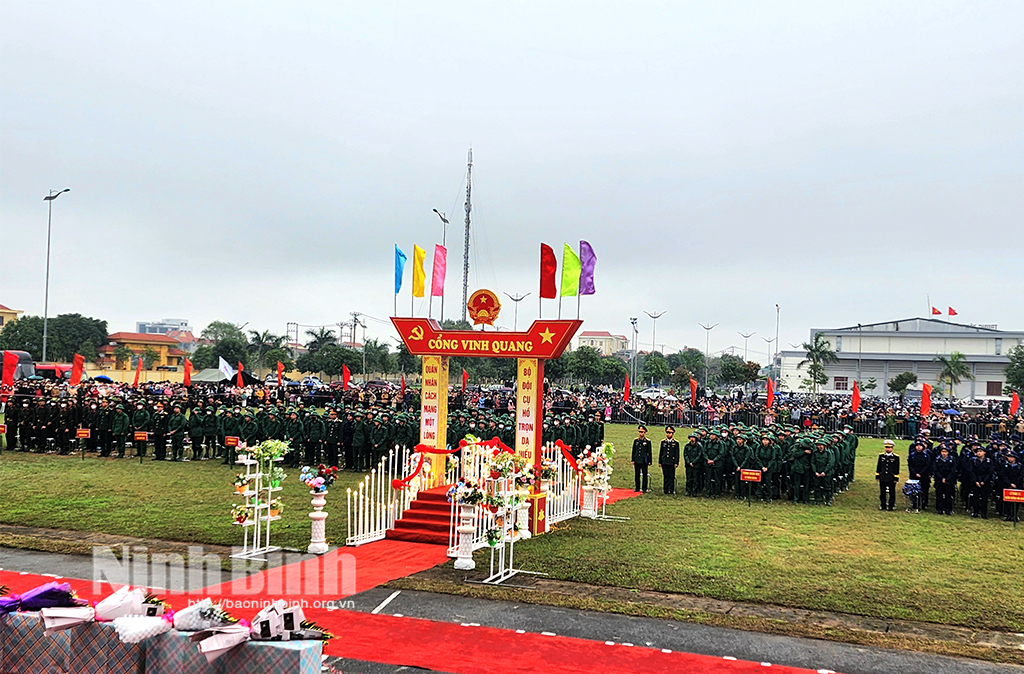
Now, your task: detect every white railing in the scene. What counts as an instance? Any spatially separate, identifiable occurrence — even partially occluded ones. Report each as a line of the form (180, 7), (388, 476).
(345, 445), (418, 546)
(543, 442), (581, 524)
(447, 442), (499, 556)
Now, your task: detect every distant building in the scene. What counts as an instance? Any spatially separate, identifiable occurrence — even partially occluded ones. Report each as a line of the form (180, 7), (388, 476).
(136, 318), (192, 335)
(165, 329), (200, 354)
(0, 303), (23, 328)
(576, 331), (630, 357)
(97, 332), (186, 370)
(779, 318), (1021, 400)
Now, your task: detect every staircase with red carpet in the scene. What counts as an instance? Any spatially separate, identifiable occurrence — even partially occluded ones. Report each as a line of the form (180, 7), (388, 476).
(385, 485), (452, 546)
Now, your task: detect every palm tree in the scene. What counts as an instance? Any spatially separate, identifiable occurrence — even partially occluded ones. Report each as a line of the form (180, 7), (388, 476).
(363, 338), (392, 376)
(248, 330), (284, 376)
(797, 332), (839, 399)
(934, 351), (973, 400)
(304, 327), (337, 354)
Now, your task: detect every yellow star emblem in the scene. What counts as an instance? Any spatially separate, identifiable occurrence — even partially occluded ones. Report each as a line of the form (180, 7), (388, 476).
(539, 328), (555, 344)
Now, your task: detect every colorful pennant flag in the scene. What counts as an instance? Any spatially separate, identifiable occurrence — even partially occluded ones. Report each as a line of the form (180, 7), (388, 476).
(394, 245), (407, 295)
(766, 378), (775, 408)
(183, 358), (193, 387)
(412, 245), (426, 298)
(623, 375), (631, 402)
(921, 383), (933, 416)
(931, 307), (941, 315)
(579, 241), (597, 295)
(540, 244), (557, 299)
(560, 243), (581, 297)
(851, 380), (861, 413)
(948, 307), (958, 316)
(69, 353), (84, 386)
(430, 244), (447, 297)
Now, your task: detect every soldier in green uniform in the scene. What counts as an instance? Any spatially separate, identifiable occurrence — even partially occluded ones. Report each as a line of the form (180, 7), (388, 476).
(658, 426), (680, 495)
(131, 402), (150, 458)
(352, 410), (369, 471)
(810, 439), (835, 505)
(305, 410), (325, 465)
(755, 434), (779, 503)
(201, 407), (219, 460)
(370, 415), (389, 467)
(151, 402), (169, 461)
(167, 404), (186, 462)
(111, 404), (130, 458)
(789, 438), (813, 504)
(97, 399), (113, 457)
(683, 432), (704, 496)
(283, 410), (304, 468)
(704, 429), (725, 498)
(220, 407), (241, 465)
(188, 403), (204, 461)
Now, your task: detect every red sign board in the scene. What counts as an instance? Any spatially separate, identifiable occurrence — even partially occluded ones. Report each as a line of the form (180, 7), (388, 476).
(740, 469), (763, 482)
(76, 428), (91, 439)
(224, 436), (239, 447)
(134, 431), (149, 442)
(392, 318), (581, 360)
(0, 424), (6, 434)
(1004, 489), (1024, 504)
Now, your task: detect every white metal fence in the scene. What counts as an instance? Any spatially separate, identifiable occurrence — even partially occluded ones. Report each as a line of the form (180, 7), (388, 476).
(345, 445), (419, 546)
(542, 442), (581, 525)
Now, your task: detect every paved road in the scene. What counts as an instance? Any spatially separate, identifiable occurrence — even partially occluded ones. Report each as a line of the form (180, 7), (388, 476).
(344, 587), (1022, 674)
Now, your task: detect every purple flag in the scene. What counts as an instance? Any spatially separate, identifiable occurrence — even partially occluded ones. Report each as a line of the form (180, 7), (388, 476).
(579, 240), (597, 295)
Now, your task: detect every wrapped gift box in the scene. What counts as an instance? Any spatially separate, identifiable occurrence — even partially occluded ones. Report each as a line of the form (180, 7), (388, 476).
(67, 621), (143, 674)
(218, 640), (321, 674)
(0, 610), (71, 674)
(144, 629), (220, 674)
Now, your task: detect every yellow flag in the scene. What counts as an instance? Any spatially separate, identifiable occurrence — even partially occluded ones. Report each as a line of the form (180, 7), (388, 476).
(412, 245), (426, 297)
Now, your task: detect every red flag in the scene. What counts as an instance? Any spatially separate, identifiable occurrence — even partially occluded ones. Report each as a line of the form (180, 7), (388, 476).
(342, 364), (351, 390)
(133, 355), (143, 386)
(766, 378), (775, 408)
(851, 380), (861, 413)
(401, 374), (406, 398)
(948, 307), (958, 316)
(540, 243), (557, 299)
(236, 361), (244, 387)
(623, 375), (631, 402)
(2, 350), (18, 387)
(1011, 391), (1020, 416)
(183, 359), (192, 386)
(921, 383), (932, 417)
(69, 353), (84, 386)
(277, 361), (284, 387)
(689, 378), (698, 407)
(931, 307), (941, 315)
(462, 368), (469, 393)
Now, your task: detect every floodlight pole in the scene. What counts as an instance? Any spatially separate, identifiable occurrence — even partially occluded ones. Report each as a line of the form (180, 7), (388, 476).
(503, 292), (530, 331)
(698, 322), (718, 390)
(41, 188), (71, 363)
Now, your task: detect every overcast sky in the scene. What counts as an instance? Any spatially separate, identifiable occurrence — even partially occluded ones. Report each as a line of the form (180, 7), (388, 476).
(2, 1), (1022, 362)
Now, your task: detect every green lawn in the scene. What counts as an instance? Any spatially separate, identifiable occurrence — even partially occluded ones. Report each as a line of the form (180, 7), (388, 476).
(509, 425), (1024, 632)
(2, 425), (1022, 632)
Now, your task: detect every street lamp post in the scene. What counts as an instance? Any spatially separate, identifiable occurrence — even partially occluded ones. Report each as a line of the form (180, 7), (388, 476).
(698, 322), (718, 390)
(41, 188), (71, 363)
(774, 304), (780, 383)
(503, 292), (530, 331)
(629, 317), (638, 382)
(644, 310), (666, 355)
(738, 331), (755, 395)
(432, 209), (449, 323)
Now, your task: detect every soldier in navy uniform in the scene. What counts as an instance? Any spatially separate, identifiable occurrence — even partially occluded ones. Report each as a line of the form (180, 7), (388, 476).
(631, 425), (652, 493)
(875, 439), (900, 511)
(968, 447), (994, 519)
(658, 426), (680, 495)
(932, 445), (958, 515)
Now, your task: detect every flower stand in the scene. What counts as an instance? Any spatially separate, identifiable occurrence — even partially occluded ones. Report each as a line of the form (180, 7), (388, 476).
(453, 503), (477, 570)
(307, 490), (330, 555)
(581, 484), (597, 518)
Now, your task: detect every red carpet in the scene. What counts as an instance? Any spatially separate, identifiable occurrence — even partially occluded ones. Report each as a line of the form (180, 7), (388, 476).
(316, 610), (822, 674)
(600, 487), (643, 505)
(386, 485), (451, 546)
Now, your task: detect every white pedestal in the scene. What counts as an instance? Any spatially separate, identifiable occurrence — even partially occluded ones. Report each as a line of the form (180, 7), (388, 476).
(454, 503), (477, 570)
(581, 485), (597, 519)
(307, 489), (330, 555)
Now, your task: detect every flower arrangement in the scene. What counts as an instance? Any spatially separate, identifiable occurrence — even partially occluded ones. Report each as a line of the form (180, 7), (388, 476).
(578, 443), (614, 489)
(300, 464), (339, 493)
(489, 449), (526, 479)
(230, 503), (249, 523)
(268, 498), (284, 517)
(269, 466), (287, 488)
(539, 459), (558, 481)
(514, 462), (537, 490)
(446, 479), (485, 505)
(232, 473), (253, 492)
(250, 439), (290, 463)
(484, 492), (506, 513)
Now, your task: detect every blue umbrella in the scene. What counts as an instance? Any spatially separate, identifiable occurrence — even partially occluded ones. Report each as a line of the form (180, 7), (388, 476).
(943, 408), (960, 415)
(93, 375), (113, 382)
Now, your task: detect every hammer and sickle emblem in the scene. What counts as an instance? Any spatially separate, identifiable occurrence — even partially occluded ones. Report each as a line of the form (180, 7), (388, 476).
(409, 326), (425, 341)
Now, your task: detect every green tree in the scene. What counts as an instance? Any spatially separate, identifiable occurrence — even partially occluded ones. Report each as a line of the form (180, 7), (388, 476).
(248, 330), (284, 375)
(934, 351), (973, 399)
(262, 347), (294, 373)
(568, 346), (603, 383)
(596, 357), (628, 386)
(1006, 345), (1024, 392)
(363, 338), (392, 375)
(718, 354), (754, 386)
(212, 338), (249, 369)
(200, 321), (246, 343)
(395, 342), (420, 374)
(295, 351), (319, 374)
(888, 371), (918, 401)
(112, 345), (134, 369)
(140, 346), (160, 368)
(797, 333), (839, 399)
(79, 339), (98, 363)
(191, 344), (215, 370)
(0, 313), (107, 362)
(671, 365), (695, 387)
(304, 327), (337, 353)
(862, 377), (878, 394)
(668, 348), (706, 384)
(642, 351), (670, 384)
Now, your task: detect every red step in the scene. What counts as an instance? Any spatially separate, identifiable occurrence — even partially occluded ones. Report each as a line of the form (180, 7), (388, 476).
(384, 484), (454, 547)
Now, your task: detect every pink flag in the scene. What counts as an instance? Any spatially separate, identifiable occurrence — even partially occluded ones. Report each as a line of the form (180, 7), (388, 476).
(430, 244), (447, 297)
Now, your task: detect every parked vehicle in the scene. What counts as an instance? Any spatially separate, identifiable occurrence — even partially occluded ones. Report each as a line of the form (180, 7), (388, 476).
(0, 350), (35, 380)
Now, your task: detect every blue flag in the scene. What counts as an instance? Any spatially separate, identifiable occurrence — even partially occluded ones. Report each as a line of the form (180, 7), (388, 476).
(394, 245), (407, 295)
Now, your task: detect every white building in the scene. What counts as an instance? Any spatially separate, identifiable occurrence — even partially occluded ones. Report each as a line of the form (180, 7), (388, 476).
(136, 318), (192, 335)
(576, 330), (630, 357)
(779, 318), (1020, 400)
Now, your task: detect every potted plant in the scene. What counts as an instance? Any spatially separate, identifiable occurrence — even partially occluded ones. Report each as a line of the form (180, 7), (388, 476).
(268, 498), (284, 518)
(446, 479), (485, 505)
(269, 466), (287, 488)
(232, 474), (252, 494)
(484, 493), (505, 514)
(230, 503), (249, 524)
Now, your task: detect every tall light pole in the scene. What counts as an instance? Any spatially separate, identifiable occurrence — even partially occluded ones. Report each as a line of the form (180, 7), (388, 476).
(737, 331), (755, 361)
(432, 209), (449, 323)
(629, 317), (638, 382)
(644, 310), (665, 355)
(762, 336), (776, 388)
(503, 292), (530, 331)
(774, 304), (780, 383)
(698, 322), (718, 389)
(41, 188), (71, 363)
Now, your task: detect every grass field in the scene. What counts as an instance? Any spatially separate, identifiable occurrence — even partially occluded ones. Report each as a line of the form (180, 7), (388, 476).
(2, 425), (1022, 632)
